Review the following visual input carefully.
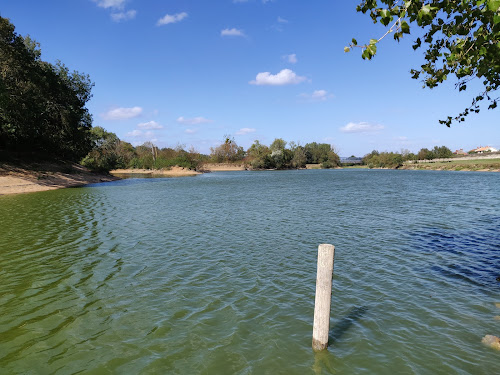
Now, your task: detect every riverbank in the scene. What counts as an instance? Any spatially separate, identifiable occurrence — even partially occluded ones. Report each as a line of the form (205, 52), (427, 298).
(110, 167), (201, 177)
(0, 162), (119, 196)
(401, 158), (500, 172)
(200, 163), (247, 171)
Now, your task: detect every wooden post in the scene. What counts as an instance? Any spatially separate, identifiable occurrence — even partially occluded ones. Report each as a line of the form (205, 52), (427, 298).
(312, 244), (335, 351)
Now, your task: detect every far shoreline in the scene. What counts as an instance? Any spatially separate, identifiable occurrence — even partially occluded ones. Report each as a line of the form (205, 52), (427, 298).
(2, 163), (499, 197)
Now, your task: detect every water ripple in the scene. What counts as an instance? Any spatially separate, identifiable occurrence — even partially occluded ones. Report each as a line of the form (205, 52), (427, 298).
(0, 170), (499, 374)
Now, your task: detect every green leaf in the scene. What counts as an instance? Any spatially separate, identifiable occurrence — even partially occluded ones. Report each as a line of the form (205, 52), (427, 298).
(494, 14), (500, 24)
(369, 39), (378, 45)
(352, 38), (358, 46)
(401, 20), (410, 34)
(364, 43), (377, 59)
(487, 0), (500, 11)
(380, 9), (391, 26)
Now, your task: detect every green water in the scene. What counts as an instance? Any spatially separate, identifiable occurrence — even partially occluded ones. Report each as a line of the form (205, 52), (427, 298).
(1, 170), (499, 374)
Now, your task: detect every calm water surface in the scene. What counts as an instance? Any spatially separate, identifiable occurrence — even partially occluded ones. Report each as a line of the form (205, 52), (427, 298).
(0, 170), (499, 374)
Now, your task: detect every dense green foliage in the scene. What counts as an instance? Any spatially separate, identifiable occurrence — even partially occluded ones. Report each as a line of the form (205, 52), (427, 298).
(81, 127), (129, 172)
(244, 139), (340, 170)
(0, 17), (94, 160)
(363, 145), (453, 167)
(348, 1), (500, 125)
(209, 136), (245, 163)
(81, 130), (203, 172)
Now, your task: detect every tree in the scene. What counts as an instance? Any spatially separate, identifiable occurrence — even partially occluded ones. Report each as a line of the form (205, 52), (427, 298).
(432, 145), (453, 158)
(0, 16), (94, 159)
(210, 136), (245, 163)
(417, 147), (435, 160)
(291, 146), (307, 168)
(247, 140), (272, 169)
(363, 150), (404, 168)
(81, 127), (123, 172)
(304, 142), (340, 167)
(270, 138), (287, 152)
(346, 1), (500, 125)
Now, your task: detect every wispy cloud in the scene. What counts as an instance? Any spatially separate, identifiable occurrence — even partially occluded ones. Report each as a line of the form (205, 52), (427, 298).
(340, 122), (384, 134)
(124, 129), (158, 146)
(283, 53), (297, 64)
(137, 121), (163, 130)
(185, 129), (197, 134)
(277, 16), (288, 23)
(221, 28), (245, 37)
(93, 0), (126, 9)
(250, 69), (307, 86)
(177, 116), (213, 125)
(93, 0), (136, 22)
(102, 106), (143, 120)
(157, 12), (188, 26)
(111, 10), (136, 22)
(236, 128), (256, 135)
(300, 90), (333, 102)
(126, 129), (143, 137)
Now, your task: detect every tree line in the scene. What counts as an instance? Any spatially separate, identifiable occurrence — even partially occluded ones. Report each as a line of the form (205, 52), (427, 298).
(81, 130), (342, 172)
(210, 137), (340, 170)
(363, 146), (454, 168)
(0, 17), (94, 160)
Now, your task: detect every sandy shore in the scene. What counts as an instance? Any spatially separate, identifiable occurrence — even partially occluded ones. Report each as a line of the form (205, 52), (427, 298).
(110, 166), (201, 176)
(200, 163), (246, 171)
(0, 163), (119, 196)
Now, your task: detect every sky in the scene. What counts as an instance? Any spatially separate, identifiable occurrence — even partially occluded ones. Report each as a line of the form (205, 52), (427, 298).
(2, 0), (499, 156)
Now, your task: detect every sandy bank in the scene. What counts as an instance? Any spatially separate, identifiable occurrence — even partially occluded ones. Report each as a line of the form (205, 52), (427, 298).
(0, 163), (119, 196)
(110, 166), (201, 177)
(201, 163), (246, 171)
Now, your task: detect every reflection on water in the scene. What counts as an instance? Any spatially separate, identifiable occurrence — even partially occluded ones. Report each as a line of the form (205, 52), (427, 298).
(0, 170), (499, 374)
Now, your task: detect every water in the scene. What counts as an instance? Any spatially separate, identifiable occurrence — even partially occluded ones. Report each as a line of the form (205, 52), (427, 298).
(0, 170), (499, 374)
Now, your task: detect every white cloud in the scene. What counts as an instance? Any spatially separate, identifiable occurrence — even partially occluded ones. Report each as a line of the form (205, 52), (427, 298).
(137, 121), (163, 130)
(277, 16), (288, 23)
(285, 53), (297, 64)
(221, 28), (245, 37)
(126, 129), (156, 138)
(395, 136), (409, 141)
(300, 89), (333, 102)
(93, 0), (136, 22)
(311, 90), (328, 100)
(250, 69), (307, 86)
(111, 10), (136, 22)
(185, 129), (197, 134)
(102, 107), (143, 120)
(177, 116), (213, 125)
(157, 12), (188, 26)
(93, 0), (126, 9)
(126, 129), (143, 137)
(236, 128), (256, 135)
(340, 122), (385, 133)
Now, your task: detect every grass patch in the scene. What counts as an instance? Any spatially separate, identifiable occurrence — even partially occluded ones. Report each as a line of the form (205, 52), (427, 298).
(342, 165), (369, 169)
(406, 158), (500, 171)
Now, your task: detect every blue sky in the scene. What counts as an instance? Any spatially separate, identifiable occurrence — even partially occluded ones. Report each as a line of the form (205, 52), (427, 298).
(2, 0), (498, 156)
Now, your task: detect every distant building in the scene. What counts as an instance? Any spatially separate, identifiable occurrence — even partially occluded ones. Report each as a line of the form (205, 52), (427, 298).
(468, 146), (498, 154)
(453, 149), (467, 155)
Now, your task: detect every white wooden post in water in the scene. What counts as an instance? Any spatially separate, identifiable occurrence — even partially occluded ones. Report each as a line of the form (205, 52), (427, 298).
(312, 244), (335, 351)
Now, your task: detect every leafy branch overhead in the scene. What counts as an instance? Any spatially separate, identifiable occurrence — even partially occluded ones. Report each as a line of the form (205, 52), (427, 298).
(345, 0), (500, 126)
